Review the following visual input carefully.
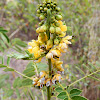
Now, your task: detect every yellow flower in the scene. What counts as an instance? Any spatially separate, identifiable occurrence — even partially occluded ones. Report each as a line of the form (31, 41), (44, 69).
(36, 58), (42, 63)
(63, 36), (72, 40)
(40, 71), (46, 78)
(28, 47), (33, 53)
(32, 77), (39, 85)
(59, 43), (68, 52)
(61, 25), (67, 32)
(58, 21), (63, 27)
(32, 46), (41, 58)
(28, 40), (39, 48)
(51, 49), (61, 57)
(59, 32), (66, 37)
(46, 52), (53, 59)
(58, 21), (67, 32)
(46, 39), (53, 50)
(38, 33), (47, 43)
(46, 79), (51, 87)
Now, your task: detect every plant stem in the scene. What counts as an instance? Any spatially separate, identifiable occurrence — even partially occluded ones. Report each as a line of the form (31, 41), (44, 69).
(58, 83), (71, 100)
(46, 8), (51, 100)
(14, 69), (32, 80)
(47, 59), (51, 100)
(69, 69), (100, 87)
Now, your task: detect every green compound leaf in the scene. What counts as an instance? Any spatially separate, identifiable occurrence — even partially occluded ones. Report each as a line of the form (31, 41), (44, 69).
(57, 92), (67, 99)
(36, 62), (48, 72)
(55, 87), (63, 92)
(13, 77), (22, 88)
(70, 88), (82, 97)
(12, 38), (27, 47)
(3, 68), (14, 72)
(71, 96), (88, 100)
(8, 53), (29, 59)
(0, 64), (7, 68)
(7, 57), (11, 66)
(16, 88), (20, 98)
(5, 89), (14, 97)
(64, 98), (68, 100)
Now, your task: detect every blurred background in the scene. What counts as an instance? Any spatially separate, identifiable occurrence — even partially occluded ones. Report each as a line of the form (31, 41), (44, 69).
(0, 0), (100, 100)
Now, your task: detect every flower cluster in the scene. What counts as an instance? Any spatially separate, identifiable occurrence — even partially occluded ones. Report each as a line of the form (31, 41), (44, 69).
(32, 71), (62, 88)
(28, 1), (72, 88)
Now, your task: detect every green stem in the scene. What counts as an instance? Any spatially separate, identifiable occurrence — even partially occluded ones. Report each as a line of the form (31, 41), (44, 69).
(41, 90), (45, 100)
(46, 9), (51, 100)
(14, 69), (32, 80)
(69, 69), (100, 87)
(58, 83), (71, 100)
(47, 59), (51, 100)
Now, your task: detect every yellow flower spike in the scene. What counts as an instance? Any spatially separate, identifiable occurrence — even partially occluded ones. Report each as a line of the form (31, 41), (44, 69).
(58, 20), (63, 27)
(61, 25), (67, 32)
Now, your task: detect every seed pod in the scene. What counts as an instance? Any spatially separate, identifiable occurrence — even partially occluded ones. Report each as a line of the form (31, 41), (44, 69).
(55, 15), (62, 20)
(55, 27), (61, 34)
(50, 26), (55, 33)
(54, 38), (59, 45)
(39, 14), (45, 20)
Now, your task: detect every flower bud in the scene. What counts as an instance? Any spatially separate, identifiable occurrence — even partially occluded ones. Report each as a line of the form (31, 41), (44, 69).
(36, 27), (40, 33)
(40, 25), (47, 32)
(55, 27), (61, 34)
(54, 38), (59, 45)
(44, 7), (48, 11)
(55, 15), (62, 20)
(39, 20), (44, 26)
(56, 7), (60, 12)
(37, 9), (40, 14)
(39, 14), (45, 20)
(40, 7), (43, 10)
(46, 52), (53, 59)
(50, 26), (55, 33)
(55, 22), (60, 27)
